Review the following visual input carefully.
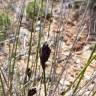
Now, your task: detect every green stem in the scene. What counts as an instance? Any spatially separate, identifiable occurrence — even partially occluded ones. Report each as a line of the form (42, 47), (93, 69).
(43, 69), (47, 96)
(9, 2), (25, 95)
(0, 73), (6, 96)
(72, 44), (96, 95)
(33, 0), (44, 85)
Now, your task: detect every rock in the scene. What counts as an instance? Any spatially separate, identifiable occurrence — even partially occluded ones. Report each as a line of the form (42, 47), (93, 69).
(84, 75), (91, 81)
(60, 79), (70, 86)
(65, 90), (73, 96)
(76, 59), (81, 64)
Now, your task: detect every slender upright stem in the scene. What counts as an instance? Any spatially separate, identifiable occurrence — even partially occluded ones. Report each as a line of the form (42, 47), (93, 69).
(43, 68), (47, 96)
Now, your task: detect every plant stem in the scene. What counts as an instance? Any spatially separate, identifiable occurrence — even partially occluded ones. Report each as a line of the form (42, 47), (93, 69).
(0, 73), (6, 96)
(43, 68), (47, 96)
(72, 44), (96, 95)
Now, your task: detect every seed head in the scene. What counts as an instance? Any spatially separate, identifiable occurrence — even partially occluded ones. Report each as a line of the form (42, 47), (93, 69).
(28, 88), (37, 96)
(40, 42), (51, 70)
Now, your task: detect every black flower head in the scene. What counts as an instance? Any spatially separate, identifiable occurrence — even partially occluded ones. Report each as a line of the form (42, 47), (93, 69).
(40, 42), (51, 70)
(28, 88), (37, 96)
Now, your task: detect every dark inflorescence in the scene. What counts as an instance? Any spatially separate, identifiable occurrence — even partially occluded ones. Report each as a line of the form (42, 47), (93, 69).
(40, 42), (51, 70)
(28, 88), (37, 96)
